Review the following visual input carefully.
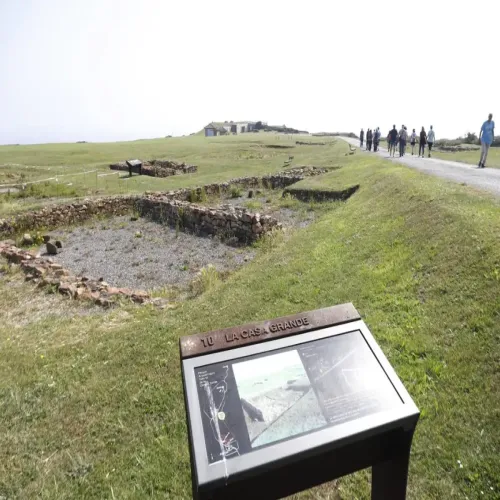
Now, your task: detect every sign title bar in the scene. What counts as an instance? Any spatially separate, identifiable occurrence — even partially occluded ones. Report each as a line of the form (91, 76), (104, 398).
(179, 303), (360, 358)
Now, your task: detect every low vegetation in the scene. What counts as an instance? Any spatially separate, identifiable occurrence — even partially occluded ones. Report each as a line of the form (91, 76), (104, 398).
(432, 147), (500, 169)
(0, 136), (499, 499)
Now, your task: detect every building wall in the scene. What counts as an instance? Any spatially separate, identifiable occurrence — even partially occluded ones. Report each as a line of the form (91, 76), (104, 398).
(205, 128), (215, 137)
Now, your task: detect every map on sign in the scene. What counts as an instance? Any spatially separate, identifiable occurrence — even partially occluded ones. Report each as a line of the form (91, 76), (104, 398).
(195, 330), (402, 464)
(199, 366), (241, 461)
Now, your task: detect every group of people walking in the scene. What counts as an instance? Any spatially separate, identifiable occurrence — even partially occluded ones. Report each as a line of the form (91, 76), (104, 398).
(359, 125), (436, 158)
(357, 114), (495, 169)
(362, 128), (382, 152)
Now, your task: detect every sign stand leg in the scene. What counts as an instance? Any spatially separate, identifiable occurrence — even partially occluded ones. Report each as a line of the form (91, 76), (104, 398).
(371, 430), (414, 500)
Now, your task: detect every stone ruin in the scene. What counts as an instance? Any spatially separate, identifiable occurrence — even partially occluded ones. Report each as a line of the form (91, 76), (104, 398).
(0, 240), (150, 308)
(109, 159), (197, 177)
(0, 166), (331, 238)
(0, 165), (359, 308)
(137, 197), (281, 242)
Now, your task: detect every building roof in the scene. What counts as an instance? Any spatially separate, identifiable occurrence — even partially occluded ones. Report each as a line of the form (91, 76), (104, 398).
(205, 123), (227, 132)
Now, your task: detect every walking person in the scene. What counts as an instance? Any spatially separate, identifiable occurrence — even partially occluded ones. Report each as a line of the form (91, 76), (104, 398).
(419, 127), (427, 157)
(427, 125), (435, 157)
(367, 129), (373, 151)
(478, 114), (495, 168)
(399, 125), (408, 157)
(373, 128), (380, 152)
(360, 128), (365, 148)
(388, 125), (398, 157)
(410, 129), (417, 155)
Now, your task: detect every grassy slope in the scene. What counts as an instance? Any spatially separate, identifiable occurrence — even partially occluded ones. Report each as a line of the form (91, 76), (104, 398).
(1, 139), (499, 499)
(432, 147), (500, 169)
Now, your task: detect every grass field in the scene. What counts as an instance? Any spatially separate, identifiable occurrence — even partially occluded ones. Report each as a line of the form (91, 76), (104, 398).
(0, 135), (499, 499)
(0, 134), (337, 216)
(432, 147), (500, 169)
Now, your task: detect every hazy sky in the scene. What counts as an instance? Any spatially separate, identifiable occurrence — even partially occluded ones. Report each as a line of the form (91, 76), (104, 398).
(1, 0), (497, 145)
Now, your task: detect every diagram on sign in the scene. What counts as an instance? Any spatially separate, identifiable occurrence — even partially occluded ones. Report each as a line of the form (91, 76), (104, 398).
(199, 365), (241, 462)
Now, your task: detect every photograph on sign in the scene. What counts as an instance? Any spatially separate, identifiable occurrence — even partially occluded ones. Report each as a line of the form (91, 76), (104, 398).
(232, 350), (326, 447)
(194, 330), (402, 464)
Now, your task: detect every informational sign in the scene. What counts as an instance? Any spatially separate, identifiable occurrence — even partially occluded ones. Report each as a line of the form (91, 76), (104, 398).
(195, 330), (402, 464)
(180, 304), (420, 500)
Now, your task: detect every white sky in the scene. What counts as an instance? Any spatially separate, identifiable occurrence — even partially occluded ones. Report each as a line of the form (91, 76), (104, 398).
(233, 350), (301, 381)
(1, 0), (497, 145)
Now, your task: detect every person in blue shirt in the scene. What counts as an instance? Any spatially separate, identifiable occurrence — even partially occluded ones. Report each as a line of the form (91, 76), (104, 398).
(479, 113), (495, 168)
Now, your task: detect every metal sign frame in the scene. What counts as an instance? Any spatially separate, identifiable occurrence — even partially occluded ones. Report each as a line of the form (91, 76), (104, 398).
(180, 304), (420, 500)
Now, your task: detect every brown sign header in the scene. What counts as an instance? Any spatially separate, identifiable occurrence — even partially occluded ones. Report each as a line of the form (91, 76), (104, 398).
(179, 303), (360, 359)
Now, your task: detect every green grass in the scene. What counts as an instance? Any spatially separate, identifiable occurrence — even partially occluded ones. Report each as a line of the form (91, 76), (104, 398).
(432, 147), (500, 169)
(0, 134), (341, 216)
(1, 137), (500, 499)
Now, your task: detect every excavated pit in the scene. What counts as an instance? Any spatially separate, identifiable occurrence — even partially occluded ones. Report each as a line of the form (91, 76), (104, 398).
(48, 216), (254, 291)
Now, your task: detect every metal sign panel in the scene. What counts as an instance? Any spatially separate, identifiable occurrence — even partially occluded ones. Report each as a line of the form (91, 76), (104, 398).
(180, 304), (419, 500)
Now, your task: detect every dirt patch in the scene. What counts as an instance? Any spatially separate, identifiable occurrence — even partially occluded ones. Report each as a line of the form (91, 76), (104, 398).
(263, 145), (295, 149)
(47, 216), (254, 291)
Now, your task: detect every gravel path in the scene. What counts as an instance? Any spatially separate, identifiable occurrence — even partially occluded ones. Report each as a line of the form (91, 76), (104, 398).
(340, 137), (500, 197)
(49, 216), (254, 290)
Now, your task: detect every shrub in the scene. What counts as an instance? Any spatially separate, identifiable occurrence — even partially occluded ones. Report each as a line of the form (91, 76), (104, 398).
(245, 200), (263, 211)
(188, 188), (207, 203)
(464, 132), (478, 144)
(230, 186), (243, 198)
(254, 229), (285, 252)
(190, 265), (220, 295)
(13, 182), (78, 199)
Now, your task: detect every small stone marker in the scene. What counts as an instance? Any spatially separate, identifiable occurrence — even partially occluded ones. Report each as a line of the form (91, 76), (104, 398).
(46, 242), (58, 255)
(180, 304), (420, 500)
(22, 233), (33, 245)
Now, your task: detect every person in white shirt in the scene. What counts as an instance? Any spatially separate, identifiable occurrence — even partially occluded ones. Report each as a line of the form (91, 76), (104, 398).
(427, 126), (436, 157)
(410, 129), (417, 155)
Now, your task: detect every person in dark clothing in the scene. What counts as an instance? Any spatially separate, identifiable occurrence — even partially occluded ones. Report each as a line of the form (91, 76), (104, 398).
(419, 127), (427, 157)
(373, 128), (380, 152)
(360, 129), (364, 148)
(366, 129), (372, 151)
(399, 125), (408, 157)
(427, 125), (435, 157)
(388, 125), (398, 157)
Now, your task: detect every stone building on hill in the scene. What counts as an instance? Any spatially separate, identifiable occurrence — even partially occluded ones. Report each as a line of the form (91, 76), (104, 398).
(204, 121), (259, 137)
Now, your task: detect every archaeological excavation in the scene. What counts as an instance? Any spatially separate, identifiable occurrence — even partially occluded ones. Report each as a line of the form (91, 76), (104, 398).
(109, 158), (198, 177)
(0, 166), (359, 308)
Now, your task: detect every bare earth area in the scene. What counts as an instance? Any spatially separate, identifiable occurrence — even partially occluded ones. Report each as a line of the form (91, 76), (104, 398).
(47, 216), (254, 290)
